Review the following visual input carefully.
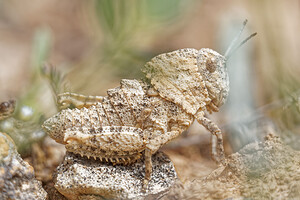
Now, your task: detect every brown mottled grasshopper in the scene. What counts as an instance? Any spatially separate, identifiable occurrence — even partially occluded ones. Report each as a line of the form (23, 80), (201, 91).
(43, 20), (256, 190)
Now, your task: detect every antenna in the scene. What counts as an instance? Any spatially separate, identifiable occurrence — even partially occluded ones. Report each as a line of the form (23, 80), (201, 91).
(226, 32), (257, 60)
(224, 19), (257, 60)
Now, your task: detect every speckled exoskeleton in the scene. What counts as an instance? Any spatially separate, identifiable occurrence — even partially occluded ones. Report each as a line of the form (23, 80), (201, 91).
(43, 21), (256, 190)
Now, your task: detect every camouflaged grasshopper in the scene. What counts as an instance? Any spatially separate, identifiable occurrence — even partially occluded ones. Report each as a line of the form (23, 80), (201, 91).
(43, 20), (256, 190)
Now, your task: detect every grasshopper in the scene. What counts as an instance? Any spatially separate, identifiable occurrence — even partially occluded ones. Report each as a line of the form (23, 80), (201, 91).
(43, 20), (256, 190)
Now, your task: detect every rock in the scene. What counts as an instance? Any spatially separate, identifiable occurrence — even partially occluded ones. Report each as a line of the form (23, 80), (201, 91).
(28, 136), (66, 183)
(163, 134), (300, 200)
(54, 151), (178, 200)
(0, 132), (47, 200)
(44, 181), (68, 200)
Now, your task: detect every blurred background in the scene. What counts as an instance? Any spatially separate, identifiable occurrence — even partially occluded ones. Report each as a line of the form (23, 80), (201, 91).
(0, 0), (299, 182)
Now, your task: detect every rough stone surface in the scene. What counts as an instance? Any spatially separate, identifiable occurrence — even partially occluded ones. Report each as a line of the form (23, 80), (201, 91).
(44, 181), (68, 200)
(163, 134), (300, 200)
(54, 151), (178, 200)
(0, 132), (47, 200)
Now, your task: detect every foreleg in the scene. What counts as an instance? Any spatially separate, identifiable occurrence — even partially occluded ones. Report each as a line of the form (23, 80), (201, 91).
(197, 115), (226, 165)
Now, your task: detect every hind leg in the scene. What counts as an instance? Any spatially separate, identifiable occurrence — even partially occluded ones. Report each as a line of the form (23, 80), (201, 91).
(57, 92), (104, 110)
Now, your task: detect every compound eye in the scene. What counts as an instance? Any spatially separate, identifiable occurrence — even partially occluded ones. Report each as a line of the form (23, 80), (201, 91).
(205, 58), (217, 73)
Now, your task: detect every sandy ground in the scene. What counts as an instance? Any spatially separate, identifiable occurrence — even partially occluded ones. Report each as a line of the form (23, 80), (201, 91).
(163, 134), (300, 200)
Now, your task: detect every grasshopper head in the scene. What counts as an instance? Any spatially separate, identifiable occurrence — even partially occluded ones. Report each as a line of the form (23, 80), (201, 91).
(197, 48), (229, 112)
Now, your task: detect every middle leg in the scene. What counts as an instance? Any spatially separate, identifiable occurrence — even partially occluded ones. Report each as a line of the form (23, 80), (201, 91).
(143, 128), (181, 191)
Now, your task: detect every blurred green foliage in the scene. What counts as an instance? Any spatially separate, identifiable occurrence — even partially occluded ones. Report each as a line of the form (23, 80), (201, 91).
(95, 0), (183, 41)
(70, 0), (193, 87)
(93, 0), (186, 77)
(0, 27), (54, 155)
(253, 2), (300, 133)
